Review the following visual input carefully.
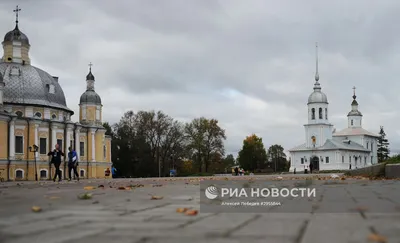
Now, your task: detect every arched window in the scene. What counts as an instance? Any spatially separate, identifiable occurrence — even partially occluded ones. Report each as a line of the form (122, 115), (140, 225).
(80, 169), (85, 177)
(351, 120), (353, 126)
(34, 112), (42, 118)
(311, 108), (315, 120)
(103, 145), (106, 159)
(15, 111), (23, 118)
(40, 169), (48, 179)
(325, 108), (328, 119)
(15, 169), (24, 179)
(319, 108), (323, 119)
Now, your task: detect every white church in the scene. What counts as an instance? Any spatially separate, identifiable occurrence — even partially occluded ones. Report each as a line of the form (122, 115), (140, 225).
(289, 45), (379, 172)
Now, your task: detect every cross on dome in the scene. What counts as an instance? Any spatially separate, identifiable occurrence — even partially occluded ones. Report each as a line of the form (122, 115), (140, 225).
(88, 62), (93, 72)
(352, 86), (356, 99)
(13, 5), (21, 26)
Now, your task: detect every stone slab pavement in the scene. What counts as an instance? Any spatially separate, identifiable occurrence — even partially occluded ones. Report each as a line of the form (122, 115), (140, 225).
(0, 175), (399, 243)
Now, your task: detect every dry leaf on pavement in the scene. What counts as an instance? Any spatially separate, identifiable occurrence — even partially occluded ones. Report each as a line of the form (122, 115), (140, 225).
(176, 208), (189, 213)
(31, 206), (42, 212)
(84, 186), (95, 190)
(117, 187), (126, 190)
(78, 193), (92, 200)
(185, 210), (198, 216)
(368, 233), (387, 243)
(98, 185), (104, 188)
(150, 195), (164, 200)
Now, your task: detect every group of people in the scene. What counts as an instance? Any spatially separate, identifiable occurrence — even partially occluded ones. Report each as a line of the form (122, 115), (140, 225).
(233, 167), (245, 176)
(47, 144), (79, 182)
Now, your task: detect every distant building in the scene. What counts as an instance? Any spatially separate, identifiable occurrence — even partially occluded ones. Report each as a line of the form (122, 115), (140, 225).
(0, 7), (112, 181)
(289, 44), (378, 172)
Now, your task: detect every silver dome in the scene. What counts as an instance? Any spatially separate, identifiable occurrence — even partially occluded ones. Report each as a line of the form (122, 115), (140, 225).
(307, 81), (328, 104)
(3, 26), (29, 46)
(0, 61), (73, 113)
(348, 110), (362, 116)
(80, 90), (102, 105)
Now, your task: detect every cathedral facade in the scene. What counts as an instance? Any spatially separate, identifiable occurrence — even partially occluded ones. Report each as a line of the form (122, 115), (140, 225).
(289, 45), (379, 172)
(0, 11), (112, 181)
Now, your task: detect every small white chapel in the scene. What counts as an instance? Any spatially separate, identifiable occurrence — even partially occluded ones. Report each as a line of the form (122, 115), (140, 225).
(289, 44), (379, 172)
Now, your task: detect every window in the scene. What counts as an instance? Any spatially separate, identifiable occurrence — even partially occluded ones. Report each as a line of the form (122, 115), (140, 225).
(371, 156), (373, 163)
(325, 108), (328, 119)
(301, 158), (304, 164)
(364, 157), (367, 164)
(80, 169), (85, 177)
(342, 156), (344, 163)
(311, 136), (316, 145)
(80, 142), (85, 156)
(57, 139), (63, 150)
(371, 142), (373, 151)
(367, 142), (369, 149)
(15, 170), (23, 179)
(15, 136), (23, 154)
(15, 111), (23, 118)
(351, 120), (353, 125)
(103, 145), (106, 159)
(311, 108), (315, 120)
(34, 112), (42, 118)
(319, 108), (323, 119)
(40, 170), (47, 179)
(46, 84), (55, 94)
(349, 156), (351, 163)
(51, 114), (57, 120)
(39, 138), (47, 154)
(325, 157), (329, 163)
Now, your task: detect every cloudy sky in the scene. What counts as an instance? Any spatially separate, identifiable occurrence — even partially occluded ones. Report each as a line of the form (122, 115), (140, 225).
(1, 0), (399, 156)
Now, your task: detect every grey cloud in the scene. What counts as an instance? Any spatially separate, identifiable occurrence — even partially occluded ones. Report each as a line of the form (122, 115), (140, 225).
(0, 0), (399, 155)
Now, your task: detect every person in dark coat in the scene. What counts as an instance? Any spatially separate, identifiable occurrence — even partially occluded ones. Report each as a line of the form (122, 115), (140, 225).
(48, 144), (64, 182)
(309, 162), (313, 174)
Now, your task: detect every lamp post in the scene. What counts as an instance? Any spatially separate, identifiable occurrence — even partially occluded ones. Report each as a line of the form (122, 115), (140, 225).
(29, 145), (39, 181)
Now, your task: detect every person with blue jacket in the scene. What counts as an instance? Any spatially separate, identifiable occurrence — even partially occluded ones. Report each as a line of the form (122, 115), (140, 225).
(111, 166), (117, 178)
(67, 147), (79, 181)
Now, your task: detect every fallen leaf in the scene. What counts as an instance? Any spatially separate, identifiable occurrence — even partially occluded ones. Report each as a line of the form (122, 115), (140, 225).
(341, 177), (346, 180)
(368, 233), (387, 243)
(84, 186), (95, 190)
(78, 193), (92, 200)
(151, 196), (164, 200)
(176, 208), (189, 213)
(185, 210), (198, 216)
(117, 187), (126, 190)
(31, 206), (42, 212)
(92, 200), (99, 204)
(98, 185), (104, 188)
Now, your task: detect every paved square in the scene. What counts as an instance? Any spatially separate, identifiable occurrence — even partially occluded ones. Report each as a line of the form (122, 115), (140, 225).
(0, 175), (399, 243)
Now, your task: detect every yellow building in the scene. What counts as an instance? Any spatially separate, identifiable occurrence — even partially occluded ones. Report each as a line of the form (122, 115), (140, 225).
(0, 9), (112, 181)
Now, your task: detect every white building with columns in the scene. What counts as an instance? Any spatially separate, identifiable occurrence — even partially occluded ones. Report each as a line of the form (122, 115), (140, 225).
(289, 45), (379, 172)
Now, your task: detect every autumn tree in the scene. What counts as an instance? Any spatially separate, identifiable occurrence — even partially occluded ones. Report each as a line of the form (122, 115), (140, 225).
(377, 126), (390, 162)
(184, 117), (226, 172)
(267, 144), (288, 172)
(237, 134), (267, 172)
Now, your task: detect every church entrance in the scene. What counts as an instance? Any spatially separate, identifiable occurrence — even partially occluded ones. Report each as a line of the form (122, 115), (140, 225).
(311, 156), (320, 171)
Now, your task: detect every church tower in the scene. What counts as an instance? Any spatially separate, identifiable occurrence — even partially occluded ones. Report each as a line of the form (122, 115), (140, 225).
(304, 43), (334, 148)
(79, 63), (103, 126)
(347, 87), (362, 128)
(1, 6), (31, 65)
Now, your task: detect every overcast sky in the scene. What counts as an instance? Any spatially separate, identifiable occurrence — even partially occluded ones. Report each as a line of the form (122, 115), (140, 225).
(1, 0), (399, 156)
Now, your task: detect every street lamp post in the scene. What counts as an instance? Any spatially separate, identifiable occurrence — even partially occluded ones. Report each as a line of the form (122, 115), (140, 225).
(29, 145), (39, 181)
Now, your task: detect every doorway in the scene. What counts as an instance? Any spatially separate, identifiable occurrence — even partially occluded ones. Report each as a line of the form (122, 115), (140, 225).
(311, 156), (320, 171)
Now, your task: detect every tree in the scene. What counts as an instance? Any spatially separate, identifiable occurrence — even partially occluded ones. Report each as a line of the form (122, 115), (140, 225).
(103, 122), (113, 136)
(184, 117), (226, 172)
(237, 134), (267, 172)
(267, 144), (288, 172)
(223, 154), (236, 168)
(377, 126), (390, 162)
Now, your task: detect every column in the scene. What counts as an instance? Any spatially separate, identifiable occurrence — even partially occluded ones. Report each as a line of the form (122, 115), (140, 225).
(9, 118), (16, 160)
(66, 124), (73, 151)
(51, 124), (57, 149)
(109, 140), (112, 163)
(75, 127), (80, 157)
(91, 129), (96, 162)
(34, 123), (39, 159)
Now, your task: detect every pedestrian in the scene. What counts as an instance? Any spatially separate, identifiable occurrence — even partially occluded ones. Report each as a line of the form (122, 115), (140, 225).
(48, 144), (64, 182)
(234, 167), (239, 176)
(111, 166), (117, 179)
(67, 147), (79, 181)
(309, 163), (313, 174)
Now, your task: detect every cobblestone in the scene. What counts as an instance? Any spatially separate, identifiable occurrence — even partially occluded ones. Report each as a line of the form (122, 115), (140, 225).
(0, 175), (399, 243)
